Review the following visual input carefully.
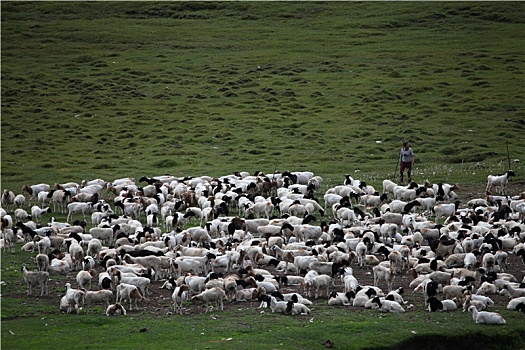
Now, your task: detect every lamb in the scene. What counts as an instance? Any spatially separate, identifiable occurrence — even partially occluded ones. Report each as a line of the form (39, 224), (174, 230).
(105, 303), (127, 316)
(370, 296), (405, 313)
(285, 300), (311, 315)
(30, 205), (52, 224)
(84, 290), (114, 313)
(21, 265), (49, 296)
(468, 305), (506, 325)
(172, 285), (190, 314)
(485, 170), (515, 195)
(191, 287), (227, 312)
(116, 283), (145, 311)
(426, 296), (457, 312)
(65, 282), (85, 314)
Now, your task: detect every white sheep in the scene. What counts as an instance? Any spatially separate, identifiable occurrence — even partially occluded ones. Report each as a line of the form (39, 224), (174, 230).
(30, 205), (52, 224)
(76, 270), (96, 291)
(85, 290), (114, 313)
(191, 287), (227, 312)
(304, 274), (332, 298)
(433, 201), (461, 223)
(172, 284), (190, 314)
(14, 208), (30, 223)
(13, 194), (26, 209)
(373, 264), (395, 292)
(485, 170), (515, 195)
(285, 300), (311, 315)
(22, 265), (49, 296)
(21, 183), (50, 205)
(370, 296), (405, 313)
(468, 305), (506, 325)
(105, 303), (127, 316)
(116, 283), (144, 311)
(426, 296), (457, 312)
(65, 282), (85, 314)
(67, 202), (94, 222)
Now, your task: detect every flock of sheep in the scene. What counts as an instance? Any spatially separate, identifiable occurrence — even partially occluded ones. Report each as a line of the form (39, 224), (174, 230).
(1, 169), (525, 326)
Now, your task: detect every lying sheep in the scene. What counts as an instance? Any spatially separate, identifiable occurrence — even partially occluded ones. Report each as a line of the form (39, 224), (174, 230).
(426, 296), (457, 312)
(468, 305), (506, 325)
(285, 300), (311, 315)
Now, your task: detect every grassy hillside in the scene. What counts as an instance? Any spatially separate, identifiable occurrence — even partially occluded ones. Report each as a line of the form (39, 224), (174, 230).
(1, 1), (524, 191)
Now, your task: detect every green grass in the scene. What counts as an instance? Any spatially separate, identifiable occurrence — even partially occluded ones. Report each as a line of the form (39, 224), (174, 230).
(1, 1), (525, 349)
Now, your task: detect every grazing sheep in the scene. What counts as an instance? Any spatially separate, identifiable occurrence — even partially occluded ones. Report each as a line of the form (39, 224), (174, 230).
(468, 305), (506, 325)
(191, 287), (227, 312)
(105, 303), (127, 316)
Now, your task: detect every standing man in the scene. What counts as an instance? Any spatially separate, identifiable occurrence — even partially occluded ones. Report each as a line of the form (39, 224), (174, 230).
(399, 141), (415, 183)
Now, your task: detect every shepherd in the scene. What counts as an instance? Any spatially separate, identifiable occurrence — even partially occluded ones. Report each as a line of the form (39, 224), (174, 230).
(399, 141), (415, 184)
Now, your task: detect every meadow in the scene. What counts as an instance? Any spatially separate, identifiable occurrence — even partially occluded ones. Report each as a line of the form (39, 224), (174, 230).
(1, 2), (524, 349)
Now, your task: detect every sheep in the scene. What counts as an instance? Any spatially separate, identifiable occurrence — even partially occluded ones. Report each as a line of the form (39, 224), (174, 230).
(370, 296), (405, 313)
(84, 290), (114, 313)
(506, 297), (525, 311)
(172, 284), (190, 314)
(65, 282), (85, 314)
(352, 288), (378, 307)
(432, 183), (459, 201)
(476, 281), (498, 296)
(30, 205), (52, 224)
(360, 193), (388, 208)
(426, 296), (457, 312)
(463, 292), (487, 312)
(442, 285), (468, 302)
(35, 253), (50, 272)
(501, 284), (525, 298)
(328, 291), (353, 306)
(116, 283), (145, 311)
(485, 170), (515, 195)
(21, 265), (49, 296)
(14, 208), (30, 223)
(89, 225), (120, 246)
(76, 270), (96, 291)
(123, 254), (162, 281)
(285, 300), (311, 315)
(468, 305), (506, 325)
(67, 202), (94, 223)
(304, 273), (332, 299)
(373, 264), (395, 293)
(433, 201), (461, 223)
(105, 303), (127, 316)
(1, 189), (15, 210)
(191, 287), (227, 312)
(494, 250), (508, 272)
(469, 294), (495, 309)
(13, 194), (26, 209)
(22, 183), (51, 204)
